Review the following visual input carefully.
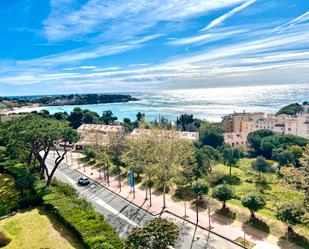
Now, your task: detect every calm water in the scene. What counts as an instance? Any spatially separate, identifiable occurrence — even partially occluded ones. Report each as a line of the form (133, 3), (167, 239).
(39, 84), (309, 122)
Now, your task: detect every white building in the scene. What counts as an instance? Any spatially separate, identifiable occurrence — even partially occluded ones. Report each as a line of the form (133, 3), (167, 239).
(251, 114), (309, 139)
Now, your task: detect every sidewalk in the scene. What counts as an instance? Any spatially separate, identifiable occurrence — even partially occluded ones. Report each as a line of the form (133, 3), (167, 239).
(65, 152), (291, 249)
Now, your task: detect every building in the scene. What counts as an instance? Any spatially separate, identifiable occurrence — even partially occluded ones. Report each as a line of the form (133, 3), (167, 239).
(77, 124), (125, 133)
(297, 114), (309, 139)
(222, 111), (265, 133)
(130, 129), (199, 141)
(251, 114), (309, 139)
(224, 132), (248, 148)
(77, 124), (125, 148)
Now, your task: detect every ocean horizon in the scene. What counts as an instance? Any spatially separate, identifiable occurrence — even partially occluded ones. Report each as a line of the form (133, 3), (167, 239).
(12, 83), (309, 122)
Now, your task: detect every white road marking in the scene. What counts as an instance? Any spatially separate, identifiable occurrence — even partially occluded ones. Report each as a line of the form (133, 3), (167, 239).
(92, 197), (139, 227)
(60, 168), (138, 227)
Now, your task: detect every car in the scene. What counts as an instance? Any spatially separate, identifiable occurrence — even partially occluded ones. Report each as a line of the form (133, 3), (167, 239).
(78, 176), (90, 186)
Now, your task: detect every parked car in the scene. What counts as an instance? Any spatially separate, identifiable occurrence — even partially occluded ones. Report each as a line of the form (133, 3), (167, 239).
(78, 177), (90, 186)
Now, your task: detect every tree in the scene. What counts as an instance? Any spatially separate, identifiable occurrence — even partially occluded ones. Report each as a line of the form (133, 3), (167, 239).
(123, 134), (157, 204)
(241, 193), (266, 219)
(174, 141), (197, 188)
(3, 114), (80, 187)
(193, 182), (209, 222)
(136, 112), (145, 122)
(212, 184), (234, 209)
(247, 129), (275, 157)
(276, 202), (305, 234)
(68, 107), (83, 129)
(82, 109), (100, 124)
(176, 114), (196, 131)
(199, 124), (224, 148)
(125, 218), (179, 249)
(223, 147), (242, 176)
(102, 110), (118, 124)
(152, 129), (195, 208)
(84, 147), (96, 161)
(194, 148), (213, 178)
(108, 132), (126, 191)
(260, 134), (308, 159)
(251, 156), (271, 180)
(94, 148), (113, 184)
(276, 103), (303, 116)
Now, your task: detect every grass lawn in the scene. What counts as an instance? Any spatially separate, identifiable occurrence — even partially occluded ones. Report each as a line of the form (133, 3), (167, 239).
(208, 159), (308, 237)
(0, 208), (84, 249)
(0, 174), (19, 216)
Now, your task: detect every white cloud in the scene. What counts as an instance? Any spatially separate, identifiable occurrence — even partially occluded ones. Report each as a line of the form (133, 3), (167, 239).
(44, 0), (245, 42)
(167, 29), (246, 46)
(273, 11), (309, 32)
(201, 0), (257, 31)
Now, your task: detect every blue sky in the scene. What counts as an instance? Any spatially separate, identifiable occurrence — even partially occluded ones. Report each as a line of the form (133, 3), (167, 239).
(0, 0), (309, 96)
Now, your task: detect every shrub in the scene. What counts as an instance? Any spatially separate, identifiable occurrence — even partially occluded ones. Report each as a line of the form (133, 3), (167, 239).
(43, 181), (124, 249)
(206, 170), (226, 185)
(0, 231), (12, 247)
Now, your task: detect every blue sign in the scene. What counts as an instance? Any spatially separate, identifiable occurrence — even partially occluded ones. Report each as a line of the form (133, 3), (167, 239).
(130, 169), (135, 187)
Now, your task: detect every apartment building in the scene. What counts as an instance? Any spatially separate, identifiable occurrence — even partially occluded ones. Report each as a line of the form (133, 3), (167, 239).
(251, 114), (309, 139)
(222, 111), (265, 133)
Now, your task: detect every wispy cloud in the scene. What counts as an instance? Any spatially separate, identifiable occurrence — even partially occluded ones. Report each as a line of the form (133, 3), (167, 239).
(167, 29), (246, 46)
(201, 0), (257, 31)
(273, 11), (309, 32)
(44, 0), (245, 42)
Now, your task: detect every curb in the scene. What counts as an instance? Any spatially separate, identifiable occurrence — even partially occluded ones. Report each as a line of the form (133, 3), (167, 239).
(61, 162), (247, 249)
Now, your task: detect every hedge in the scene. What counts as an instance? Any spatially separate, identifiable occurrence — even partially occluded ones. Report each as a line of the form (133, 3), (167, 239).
(43, 181), (124, 249)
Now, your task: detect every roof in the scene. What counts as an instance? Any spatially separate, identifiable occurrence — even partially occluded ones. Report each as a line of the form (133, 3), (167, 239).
(130, 129), (199, 141)
(77, 124), (124, 133)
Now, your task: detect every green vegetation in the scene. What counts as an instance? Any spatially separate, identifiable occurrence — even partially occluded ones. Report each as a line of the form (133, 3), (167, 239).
(125, 218), (179, 249)
(2, 114), (80, 186)
(0, 208), (83, 249)
(0, 174), (19, 217)
(241, 193), (266, 219)
(212, 184), (234, 209)
(276, 103), (303, 116)
(0, 94), (138, 110)
(43, 181), (124, 249)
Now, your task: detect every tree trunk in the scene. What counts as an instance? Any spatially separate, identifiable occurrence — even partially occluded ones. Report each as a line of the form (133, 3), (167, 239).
(145, 179), (148, 200)
(259, 171), (261, 180)
(229, 165), (232, 176)
(163, 181), (167, 209)
(149, 177), (152, 206)
(287, 225), (293, 235)
(107, 169), (110, 186)
(223, 201), (226, 209)
(46, 152), (66, 187)
(118, 167), (122, 192)
(250, 210), (255, 219)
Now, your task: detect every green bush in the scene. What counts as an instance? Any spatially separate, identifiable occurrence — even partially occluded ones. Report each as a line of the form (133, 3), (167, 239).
(43, 181), (124, 249)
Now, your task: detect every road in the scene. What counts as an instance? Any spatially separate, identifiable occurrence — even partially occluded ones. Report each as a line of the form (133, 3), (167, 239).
(46, 157), (244, 249)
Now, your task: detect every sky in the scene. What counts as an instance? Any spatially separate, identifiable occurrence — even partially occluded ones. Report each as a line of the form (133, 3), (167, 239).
(0, 0), (309, 96)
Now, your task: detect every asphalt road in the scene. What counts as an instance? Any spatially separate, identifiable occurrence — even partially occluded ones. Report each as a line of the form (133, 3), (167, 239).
(46, 157), (244, 249)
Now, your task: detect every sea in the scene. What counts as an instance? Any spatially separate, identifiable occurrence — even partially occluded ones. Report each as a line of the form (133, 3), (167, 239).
(15, 83), (309, 122)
